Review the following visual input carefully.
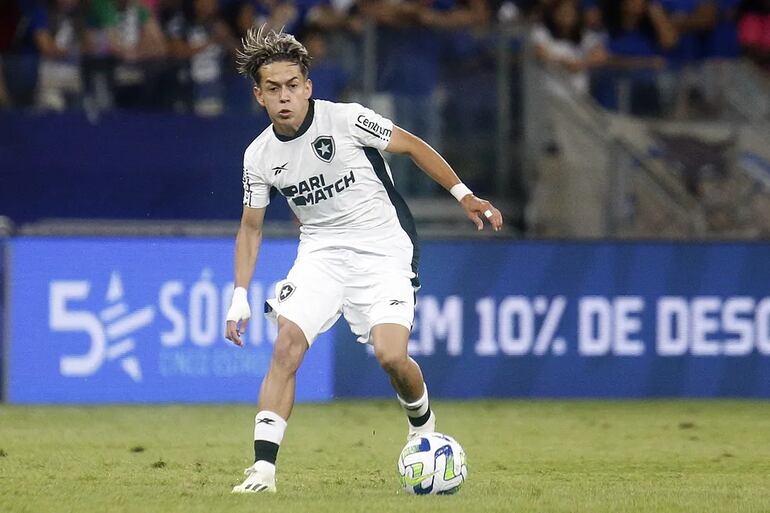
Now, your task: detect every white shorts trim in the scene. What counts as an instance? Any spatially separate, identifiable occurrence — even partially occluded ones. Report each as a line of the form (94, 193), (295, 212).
(264, 300), (333, 347)
(362, 317), (413, 345)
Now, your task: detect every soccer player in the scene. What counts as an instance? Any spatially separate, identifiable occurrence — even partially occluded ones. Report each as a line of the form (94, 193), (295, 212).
(224, 25), (503, 494)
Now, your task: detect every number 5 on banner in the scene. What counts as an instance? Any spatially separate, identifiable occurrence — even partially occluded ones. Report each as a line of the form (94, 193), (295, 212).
(49, 281), (107, 377)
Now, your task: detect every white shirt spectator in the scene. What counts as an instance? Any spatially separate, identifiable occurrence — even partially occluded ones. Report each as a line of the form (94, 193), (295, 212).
(531, 24), (604, 95)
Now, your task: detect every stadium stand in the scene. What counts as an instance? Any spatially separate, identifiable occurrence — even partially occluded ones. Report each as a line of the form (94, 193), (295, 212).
(1, 0), (769, 238)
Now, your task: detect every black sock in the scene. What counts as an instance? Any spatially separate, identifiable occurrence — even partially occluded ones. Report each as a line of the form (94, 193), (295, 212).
(408, 407), (432, 427)
(253, 440), (279, 464)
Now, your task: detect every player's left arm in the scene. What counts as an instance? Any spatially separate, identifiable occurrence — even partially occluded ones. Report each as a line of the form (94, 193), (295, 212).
(385, 126), (503, 231)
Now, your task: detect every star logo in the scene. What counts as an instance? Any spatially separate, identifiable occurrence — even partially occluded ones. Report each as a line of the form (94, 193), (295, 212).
(278, 282), (296, 302)
(53, 271), (154, 383)
(311, 136), (335, 163)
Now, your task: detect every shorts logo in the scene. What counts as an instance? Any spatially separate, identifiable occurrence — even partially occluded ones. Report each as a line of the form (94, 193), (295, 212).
(311, 136), (335, 163)
(389, 299), (406, 306)
(278, 282), (296, 302)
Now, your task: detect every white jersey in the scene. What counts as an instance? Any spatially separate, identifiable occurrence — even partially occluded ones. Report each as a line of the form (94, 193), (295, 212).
(242, 99), (419, 283)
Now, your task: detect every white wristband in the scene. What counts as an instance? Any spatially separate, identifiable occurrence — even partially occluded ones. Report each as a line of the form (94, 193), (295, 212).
(449, 183), (473, 202)
(232, 287), (248, 302)
(226, 286), (251, 322)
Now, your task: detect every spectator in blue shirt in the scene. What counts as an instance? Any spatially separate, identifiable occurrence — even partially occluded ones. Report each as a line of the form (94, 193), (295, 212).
(704, 0), (740, 58)
(253, 0), (308, 36)
(603, 0), (678, 58)
(593, 0), (678, 115)
(303, 28), (349, 101)
(0, 0), (48, 106)
(660, 0), (717, 65)
(580, 0), (603, 29)
(361, 0), (489, 196)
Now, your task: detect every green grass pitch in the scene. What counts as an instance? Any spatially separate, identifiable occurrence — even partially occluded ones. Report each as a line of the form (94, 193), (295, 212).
(1, 400), (769, 513)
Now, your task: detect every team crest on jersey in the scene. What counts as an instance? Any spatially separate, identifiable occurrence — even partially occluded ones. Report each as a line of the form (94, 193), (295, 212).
(311, 136), (335, 163)
(278, 282), (296, 302)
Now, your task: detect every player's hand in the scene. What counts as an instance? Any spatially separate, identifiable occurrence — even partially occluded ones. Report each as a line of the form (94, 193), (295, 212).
(460, 194), (503, 232)
(225, 287), (251, 347)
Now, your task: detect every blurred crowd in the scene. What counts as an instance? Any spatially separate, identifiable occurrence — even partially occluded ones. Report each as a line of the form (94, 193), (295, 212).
(530, 0), (770, 116)
(0, 0), (492, 115)
(0, 0), (357, 114)
(0, 0), (768, 116)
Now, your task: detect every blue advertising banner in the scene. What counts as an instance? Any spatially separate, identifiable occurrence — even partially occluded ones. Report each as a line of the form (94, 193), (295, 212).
(6, 238), (770, 401)
(335, 241), (770, 398)
(6, 238), (334, 404)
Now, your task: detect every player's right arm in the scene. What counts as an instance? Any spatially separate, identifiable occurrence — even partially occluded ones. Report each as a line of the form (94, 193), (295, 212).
(226, 146), (272, 346)
(345, 102), (502, 231)
(226, 206), (266, 346)
(386, 126), (503, 232)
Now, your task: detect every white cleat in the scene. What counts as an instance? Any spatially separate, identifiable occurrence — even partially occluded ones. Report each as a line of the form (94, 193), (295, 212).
(408, 411), (437, 440)
(231, 462), (277, 494)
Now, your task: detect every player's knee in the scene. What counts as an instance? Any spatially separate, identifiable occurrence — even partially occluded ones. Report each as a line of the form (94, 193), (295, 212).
(374, 346), (408, 375)
(272, 339), (305, 374)
(271, 324), (307, 373)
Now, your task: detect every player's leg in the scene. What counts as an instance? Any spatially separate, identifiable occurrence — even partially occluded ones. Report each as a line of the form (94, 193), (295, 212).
(370, 323), (436, 438)
(343, 253), (435, 439)
(233, 317), (308, 494)
(258, 316), (309, 419)
(234, 253), (344, 494)
(254, 317), (308, 469)
(371, 323), (422, 399)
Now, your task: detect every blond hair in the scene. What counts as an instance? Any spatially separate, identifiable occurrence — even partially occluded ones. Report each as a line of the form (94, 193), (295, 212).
(236, 25), (311, 85)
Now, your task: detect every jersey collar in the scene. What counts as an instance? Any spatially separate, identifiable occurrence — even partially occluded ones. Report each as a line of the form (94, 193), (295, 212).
(273, 99), (315, 142)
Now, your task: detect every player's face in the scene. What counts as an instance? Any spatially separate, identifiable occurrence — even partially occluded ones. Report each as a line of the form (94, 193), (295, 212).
(254, 61), (312, 136)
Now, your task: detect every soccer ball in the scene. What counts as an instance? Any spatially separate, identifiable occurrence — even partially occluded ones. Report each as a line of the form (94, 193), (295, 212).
(397, 432), (468, 495)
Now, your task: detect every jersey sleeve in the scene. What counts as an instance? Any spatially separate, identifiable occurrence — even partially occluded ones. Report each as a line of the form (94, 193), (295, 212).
(346, 103), (394, 151)
(242, 158), (271, 209)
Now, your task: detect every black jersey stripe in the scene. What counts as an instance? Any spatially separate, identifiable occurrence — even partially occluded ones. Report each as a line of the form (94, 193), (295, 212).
(363, 147), (420, 288)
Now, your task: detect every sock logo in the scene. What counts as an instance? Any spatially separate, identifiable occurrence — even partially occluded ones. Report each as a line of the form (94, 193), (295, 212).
(256, 418), (276, 425)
